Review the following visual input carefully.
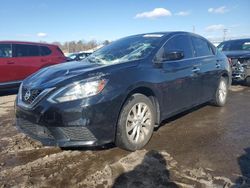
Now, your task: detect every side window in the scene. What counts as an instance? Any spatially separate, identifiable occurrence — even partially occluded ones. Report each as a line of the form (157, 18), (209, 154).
(40, 46), (52, 56)
(163, 35), (193, 59)
(208, 42), (216, 55)
(13, 44), (39, 57)
(0, 44), (12, 58)
(192, 37), (214, 57)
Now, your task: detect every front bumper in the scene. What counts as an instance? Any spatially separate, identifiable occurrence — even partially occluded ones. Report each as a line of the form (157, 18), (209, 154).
(231, 58), (250, 82)
(15, 91), (124, 147)
(16, 118), (98, 147)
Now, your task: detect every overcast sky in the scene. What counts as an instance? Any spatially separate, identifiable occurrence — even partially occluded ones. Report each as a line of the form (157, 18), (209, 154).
(0, 0), (249, 42)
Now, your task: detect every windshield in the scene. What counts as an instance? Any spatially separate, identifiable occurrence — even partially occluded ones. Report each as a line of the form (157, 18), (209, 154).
(87, 34), (164, 65)
(218, 40), (250, 51)
(68, 54), (77, 59)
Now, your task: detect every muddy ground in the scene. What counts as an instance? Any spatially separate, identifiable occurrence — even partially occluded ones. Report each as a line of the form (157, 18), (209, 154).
(0, 86), (249, 188)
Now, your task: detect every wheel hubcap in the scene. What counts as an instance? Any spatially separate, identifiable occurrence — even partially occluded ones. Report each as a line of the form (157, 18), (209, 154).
(126, 103), (152, 144)
(218, 80), (227, 102)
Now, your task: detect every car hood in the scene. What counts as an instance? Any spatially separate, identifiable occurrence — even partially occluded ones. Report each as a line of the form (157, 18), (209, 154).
(22, 60), (139, 89)
(223, 51), (250, 58)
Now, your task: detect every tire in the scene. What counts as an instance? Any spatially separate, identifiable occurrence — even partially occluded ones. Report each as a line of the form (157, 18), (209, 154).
(115, 94), (155, 151)
(212, 77), (229, 107)
(245, 76), (250, 86)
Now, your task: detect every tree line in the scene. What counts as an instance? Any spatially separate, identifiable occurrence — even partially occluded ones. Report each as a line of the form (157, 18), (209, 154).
(51, 40), (110, 54)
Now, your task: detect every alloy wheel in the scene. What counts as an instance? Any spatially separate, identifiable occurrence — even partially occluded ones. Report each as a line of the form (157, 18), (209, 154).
(126, 102), (152, 144)
(218, 80), (227, 103)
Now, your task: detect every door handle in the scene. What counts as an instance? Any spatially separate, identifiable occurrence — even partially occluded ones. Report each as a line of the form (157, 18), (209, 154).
(216, 59), (223, 62)
(192, 67), (200, 73)
(41, 59), (47, 62)
(7, 61), (15, 64)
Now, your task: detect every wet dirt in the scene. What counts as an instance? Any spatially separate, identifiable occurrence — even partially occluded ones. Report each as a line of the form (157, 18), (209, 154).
(0, 86), (249, 187)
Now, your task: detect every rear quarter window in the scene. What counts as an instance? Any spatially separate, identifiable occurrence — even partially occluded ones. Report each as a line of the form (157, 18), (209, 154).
(192, 37), (214, 57)
(40, 46), (52, 56)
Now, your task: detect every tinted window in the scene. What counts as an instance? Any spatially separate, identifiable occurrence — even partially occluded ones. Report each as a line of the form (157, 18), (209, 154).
(0, 44), (12, 58)
(192, 37), (214, 57)
(163, 35), (193, 59)
(40, 46), (52, 56)
(13, 44), (39, 57)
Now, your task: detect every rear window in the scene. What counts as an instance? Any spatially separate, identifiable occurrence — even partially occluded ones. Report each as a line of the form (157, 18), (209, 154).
(13, 44), (40, 57)
(40, 46), (52, 56)
(192, 37), (214, 57)
(0, 44), (12, 58)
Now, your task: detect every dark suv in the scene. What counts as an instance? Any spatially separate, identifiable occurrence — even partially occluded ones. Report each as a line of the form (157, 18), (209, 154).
(15, 32), (231, 151)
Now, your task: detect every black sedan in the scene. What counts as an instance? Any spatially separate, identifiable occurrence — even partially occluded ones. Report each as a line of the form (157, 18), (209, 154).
(218, 38), (250, 86)
(15, 32), (231, 151)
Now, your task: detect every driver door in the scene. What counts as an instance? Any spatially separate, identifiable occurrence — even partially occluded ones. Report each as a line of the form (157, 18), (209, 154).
(158, 34), (202, 117)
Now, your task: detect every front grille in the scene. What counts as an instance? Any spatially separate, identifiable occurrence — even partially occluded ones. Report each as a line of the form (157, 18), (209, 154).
(17, 118), (97, 142)
(17, 118), (54, 139)
(59, 127), (97, 141)
(22, 87), (43, 105)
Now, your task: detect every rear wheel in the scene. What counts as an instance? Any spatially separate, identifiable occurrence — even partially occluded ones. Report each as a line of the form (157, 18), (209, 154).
(115, 94), (155, 151)
(212, 77), (229, 107)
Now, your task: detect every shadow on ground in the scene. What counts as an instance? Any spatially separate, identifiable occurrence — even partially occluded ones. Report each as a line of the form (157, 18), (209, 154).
(112, 150), (178, 188)
(235, 147), (250, 187)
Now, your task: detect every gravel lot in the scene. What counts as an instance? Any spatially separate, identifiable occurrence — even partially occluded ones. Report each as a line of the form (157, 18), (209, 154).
(0, 86), (249, 187)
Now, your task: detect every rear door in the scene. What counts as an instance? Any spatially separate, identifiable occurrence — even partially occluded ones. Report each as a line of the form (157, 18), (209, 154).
(159, 34), (202, 116)
(39, 45), (53, 66)
(191, 36), (219, 102)
(12, 44), (42, 80)
(50, 46), (66, 64)
(0, 43), (16, 82)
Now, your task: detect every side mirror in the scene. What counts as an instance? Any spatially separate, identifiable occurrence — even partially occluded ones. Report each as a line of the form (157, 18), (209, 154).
(162, 51), (184, 61)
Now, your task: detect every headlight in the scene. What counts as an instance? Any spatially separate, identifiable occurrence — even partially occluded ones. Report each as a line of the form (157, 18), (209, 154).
(48, 79), (107, 103)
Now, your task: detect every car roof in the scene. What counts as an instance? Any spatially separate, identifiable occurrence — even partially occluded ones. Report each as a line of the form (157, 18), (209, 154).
(127, 31), (209, 42)
(132, 31), (192, 37)
(221, 38), (250, 43)
(0, 41), (58, 47)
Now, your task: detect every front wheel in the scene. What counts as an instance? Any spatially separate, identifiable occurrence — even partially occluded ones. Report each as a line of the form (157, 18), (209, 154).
(211, 77), (229, 107)
(115, 94), (155, 151)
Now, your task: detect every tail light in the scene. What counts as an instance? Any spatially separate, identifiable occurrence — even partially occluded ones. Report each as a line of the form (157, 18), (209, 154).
(228, 58), (232, 66)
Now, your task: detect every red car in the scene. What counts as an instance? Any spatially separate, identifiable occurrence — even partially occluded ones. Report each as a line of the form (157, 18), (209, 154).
(0, 41), (66, 89)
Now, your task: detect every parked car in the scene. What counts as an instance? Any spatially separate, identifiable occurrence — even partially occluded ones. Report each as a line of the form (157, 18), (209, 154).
(66, 52), (92, 62)
(15, 32), (231, 151)
(0, 41), (67, 89)
(218, 39), (250, 86)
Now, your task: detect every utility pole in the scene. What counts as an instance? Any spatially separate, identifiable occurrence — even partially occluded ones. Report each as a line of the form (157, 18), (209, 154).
(223, 29), (228, 41)
(192, 25), (195, 33)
